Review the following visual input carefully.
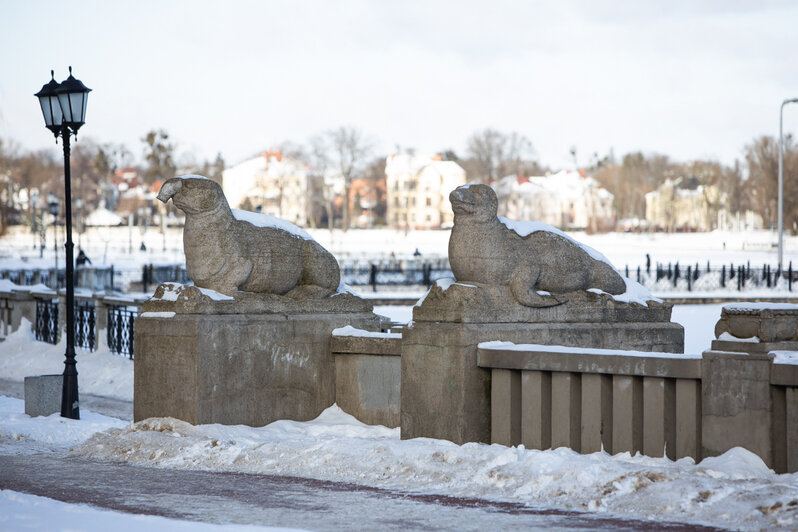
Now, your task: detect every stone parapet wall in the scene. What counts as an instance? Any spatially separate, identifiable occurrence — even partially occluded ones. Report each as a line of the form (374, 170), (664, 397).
(331, 328), (402, 428)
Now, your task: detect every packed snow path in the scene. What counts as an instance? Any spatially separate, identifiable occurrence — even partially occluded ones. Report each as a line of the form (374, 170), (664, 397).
(0, 453), (718, 532)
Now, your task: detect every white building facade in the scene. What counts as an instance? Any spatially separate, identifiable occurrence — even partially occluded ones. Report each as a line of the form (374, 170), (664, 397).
(385, 154), (467, 230)
(493, 170), (615, 231)
(221, 151), (309, 226)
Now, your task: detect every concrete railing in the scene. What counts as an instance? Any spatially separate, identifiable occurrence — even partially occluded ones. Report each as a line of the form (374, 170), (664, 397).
(0, 265), (116, 292)
(331, 326), (402, 428)
(478, 341), (798, 473)
(0, 282), (52, 340)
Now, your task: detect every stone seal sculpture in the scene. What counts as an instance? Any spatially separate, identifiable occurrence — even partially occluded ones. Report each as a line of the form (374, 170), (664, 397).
(448, 184), (626, 307)
(157, 175), (340, 297)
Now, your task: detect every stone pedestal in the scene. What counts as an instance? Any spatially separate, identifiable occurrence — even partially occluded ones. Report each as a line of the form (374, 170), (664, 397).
(24, 374), (62, 417)
(401, 283), (684, 444)
(134, 283), (379, 426)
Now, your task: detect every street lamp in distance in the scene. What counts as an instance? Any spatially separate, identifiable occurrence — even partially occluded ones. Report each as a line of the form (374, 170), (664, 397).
(779, 97), (798, 272)
(34, 67), (91, 420)
(47, 191), (59, 276)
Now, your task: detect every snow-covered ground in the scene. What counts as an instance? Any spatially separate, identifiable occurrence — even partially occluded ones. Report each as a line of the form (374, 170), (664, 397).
(0, 319), (133, 401)
(0, 392), (796, 531)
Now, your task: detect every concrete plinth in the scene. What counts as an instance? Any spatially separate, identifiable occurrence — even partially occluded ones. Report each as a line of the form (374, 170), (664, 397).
(134, 283), (378, 426)
(331, 333), (402, 428)
(24, 374), (62, 417)
(701, 349), (776, 466)
(401, 282), (684, 444)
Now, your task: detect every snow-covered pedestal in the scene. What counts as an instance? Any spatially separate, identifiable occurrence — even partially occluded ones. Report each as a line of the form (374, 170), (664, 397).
(401, 281), (684, 445)
(134, 283), (378, 427)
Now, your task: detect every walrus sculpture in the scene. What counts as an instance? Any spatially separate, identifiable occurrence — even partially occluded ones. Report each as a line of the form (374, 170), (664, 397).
(157, 175), (340, 297)
(448, 184), (626, 307)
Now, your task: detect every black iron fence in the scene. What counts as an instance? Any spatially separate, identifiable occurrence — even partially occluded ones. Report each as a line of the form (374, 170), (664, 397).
(624, 261), (797, 293)
(342, 259), (452, 290)
(136, 258), (798, 294)
(107, 305), (136, 359)
(34, 298), (98, 349)
(74, 301), (96, 351)
(35, 298), (59, 344)
(138, 259), (454, 291)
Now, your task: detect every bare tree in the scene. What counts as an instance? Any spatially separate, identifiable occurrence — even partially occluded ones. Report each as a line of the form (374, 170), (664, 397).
(141, 129), (176, 184)
(743, 135), (798, 231)
(464, 128), (537, 184)
(594, 152), (672, 221)
(304, 135), (337, 231)
(325, 126), (373, 230)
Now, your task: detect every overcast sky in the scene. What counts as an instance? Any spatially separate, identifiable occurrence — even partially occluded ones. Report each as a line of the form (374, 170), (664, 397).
(1, 0), (797, 170)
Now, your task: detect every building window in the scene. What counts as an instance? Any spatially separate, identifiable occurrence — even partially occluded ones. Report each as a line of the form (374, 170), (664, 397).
(426, 197), (432, 206)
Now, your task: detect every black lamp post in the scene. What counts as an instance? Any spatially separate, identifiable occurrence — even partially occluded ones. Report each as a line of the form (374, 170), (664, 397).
(35, 67), (91, 420)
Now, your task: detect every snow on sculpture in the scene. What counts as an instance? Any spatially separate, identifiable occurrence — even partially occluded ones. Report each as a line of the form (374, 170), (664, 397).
(157, 175), (340, 297)
(448, 183), (626, 307)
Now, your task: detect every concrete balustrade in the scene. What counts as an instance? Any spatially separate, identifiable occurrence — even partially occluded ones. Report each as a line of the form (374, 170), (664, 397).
(479, 342), (705, 460)
(479, 341), (798, 472)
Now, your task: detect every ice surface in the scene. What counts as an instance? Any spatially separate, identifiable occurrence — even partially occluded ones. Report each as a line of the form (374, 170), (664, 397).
(0, 490), (302, 531)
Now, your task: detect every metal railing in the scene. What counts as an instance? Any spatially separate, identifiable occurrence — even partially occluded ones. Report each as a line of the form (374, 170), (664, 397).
(624, 261), (796, 293)
(135, 258), (798, 293)
(35, 298), (59, 344)
(74, 301), (96, 351)
(107, 305), (136, 359)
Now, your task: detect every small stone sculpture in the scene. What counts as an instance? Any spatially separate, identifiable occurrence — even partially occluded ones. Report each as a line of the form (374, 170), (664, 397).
(448, 184), (626, 307)
(714, 303), (798, 343)
(157, 175), (340, 297)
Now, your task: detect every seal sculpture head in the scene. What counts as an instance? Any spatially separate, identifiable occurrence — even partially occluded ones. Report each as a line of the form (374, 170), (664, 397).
(448, 183), (626, 307)
(158, 175), (340, 298)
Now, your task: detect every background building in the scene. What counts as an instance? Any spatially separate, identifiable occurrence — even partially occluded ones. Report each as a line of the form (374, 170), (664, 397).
(385, 154), (467, 230)
(493, 170), (615, 232)
(222, 151), (309, 226)
(644, 176), (728, 232)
